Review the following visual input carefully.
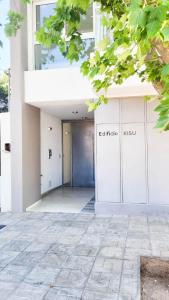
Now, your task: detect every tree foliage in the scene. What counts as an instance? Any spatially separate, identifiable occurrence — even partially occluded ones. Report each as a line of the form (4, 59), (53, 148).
(4, 0), (30, 36)
(6, 0), (169, 130)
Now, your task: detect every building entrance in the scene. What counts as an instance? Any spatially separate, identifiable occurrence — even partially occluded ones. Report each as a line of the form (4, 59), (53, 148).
(63, 121), (95, 188)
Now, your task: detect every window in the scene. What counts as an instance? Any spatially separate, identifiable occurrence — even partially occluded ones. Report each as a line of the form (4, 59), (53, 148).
(79, 5), (93, 35)
(34, 2), (95, 70)
(36, 3), (56, 31)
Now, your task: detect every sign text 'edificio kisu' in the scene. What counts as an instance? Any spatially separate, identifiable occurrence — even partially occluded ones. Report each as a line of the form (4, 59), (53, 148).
(98, 130), (137, 136)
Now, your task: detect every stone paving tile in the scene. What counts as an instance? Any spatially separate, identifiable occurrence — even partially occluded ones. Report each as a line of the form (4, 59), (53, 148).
(124, 248), (152, 260)
(0, 212), (169, 299)
(79, 234), (104, 246)
(122, 259), (139, 276)
(0, 238), (15, 250)
(70, 221), (91, 229)
(86, 271), (121, 294)
(0, 230), (21, 240)
(42, 213), (68, 222)
(59, 234), (82, 245)
(62, 255), (95, 275)
(151, 239), (169, 250)
(0, 281), (19, 299)
(108, 224), (128, 232)
(119, 274), (139, 299)
(149, 224), (169, 233)
(64, 227), (86, 236)
(118, 294), (138, 300)
(0, 214), (22, 225)
(159, 250), (169, 258)
(86, 223), (109, 235)
(129, 216), (147, 225)
(73, 243), (99, 257)
(24, 266), (60, 286)
(48, 243), (75, 256)
(101, 236), (126, 248)
(127, 231), (149, 239)
(7, 282), (49, 300)
(25, 241), (53, 253)
(126, 238), (151, 250)
(92, 257), (123, 273)
(0, 265), (32, 282)
(39, 253), (68, 269)
(0, 251), (20, 268)
(75, 213), (94, 222)
(1, 239), (31, 252)
(98, 246), (124, 259)
(15, 232), (36, 242)
(11, 251), (45, 267)
(45, 223), (71, 234)
(44, 287), (83, 300)
(54, 269), (88, 289)
(109, 215), (129, 223)
(12, 220), (52, 234)
(82, 289), (118, 300)
(49, 213), (77, 222)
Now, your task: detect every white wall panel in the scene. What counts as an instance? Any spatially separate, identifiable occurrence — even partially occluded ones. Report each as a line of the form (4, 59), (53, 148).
(121, 98), (145, 123)
(41, 111), (62, 194)
(146, 99), (159, 123)
(148, 124), (169, 205)
(95, 98), (169, 213)
(96, 124), (121, 203)
(95, 100), (120, 124)
(122, 124), (147, 204)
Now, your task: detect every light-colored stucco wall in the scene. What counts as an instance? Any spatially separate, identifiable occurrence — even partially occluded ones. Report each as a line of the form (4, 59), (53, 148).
(25, 69), (157, 104)
(0, 118), (1, 207)
(0, 113), (11, 212)
(41, 111), (62, 194)
(95, 98), (169, 215)
(10, 0), (41, 212)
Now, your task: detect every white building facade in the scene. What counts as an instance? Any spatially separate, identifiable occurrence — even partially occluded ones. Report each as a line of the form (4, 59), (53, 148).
(6, 0), (169, 214)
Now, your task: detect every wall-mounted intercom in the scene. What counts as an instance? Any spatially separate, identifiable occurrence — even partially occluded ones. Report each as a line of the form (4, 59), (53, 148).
(48, 149), (52, 159)
(4, 143), (11, 152)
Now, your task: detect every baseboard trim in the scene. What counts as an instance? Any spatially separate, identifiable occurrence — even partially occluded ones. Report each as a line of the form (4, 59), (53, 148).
(41, 185), (63, 198)
(95, 202), (169, 216)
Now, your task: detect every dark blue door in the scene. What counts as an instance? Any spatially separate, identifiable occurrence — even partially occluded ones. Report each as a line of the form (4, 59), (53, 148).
(72, 121), (95, 187)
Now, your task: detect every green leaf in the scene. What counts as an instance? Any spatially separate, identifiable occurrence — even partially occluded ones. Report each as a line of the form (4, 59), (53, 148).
(161, 64), (169, 77)
(156, 116), (169, 129)
(161, 26), (169, 41)
(129, 8), (146, 29)
(146, 21), (161, 39)
(144, 96), (153, 101)
(5, 10), (24, 36)
(130, 0), (142, 9)
(86, 100), (97, 112)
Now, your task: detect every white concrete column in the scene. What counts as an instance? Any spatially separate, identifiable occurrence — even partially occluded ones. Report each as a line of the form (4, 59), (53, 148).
(10, 0), (40, 212)
(0, 113), (11, 212)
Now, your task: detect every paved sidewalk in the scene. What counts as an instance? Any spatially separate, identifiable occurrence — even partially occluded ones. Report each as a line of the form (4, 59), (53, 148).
(0, 212), (168, 299)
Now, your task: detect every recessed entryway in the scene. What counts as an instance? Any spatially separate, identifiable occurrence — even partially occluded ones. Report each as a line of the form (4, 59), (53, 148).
(27, 111), (95, 213)
(27, 187), (95, 213)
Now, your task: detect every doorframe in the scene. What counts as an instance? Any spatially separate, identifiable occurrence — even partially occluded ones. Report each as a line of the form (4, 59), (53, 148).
(62, 121), (73, 187)
(62, 119), (94, 187)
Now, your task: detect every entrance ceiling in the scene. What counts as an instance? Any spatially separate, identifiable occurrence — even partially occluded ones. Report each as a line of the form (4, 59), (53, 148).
(32, 101), (94, 120)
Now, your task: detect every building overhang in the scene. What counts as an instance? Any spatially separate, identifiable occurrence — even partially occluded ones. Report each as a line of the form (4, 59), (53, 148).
(25, 67), (157, 104)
